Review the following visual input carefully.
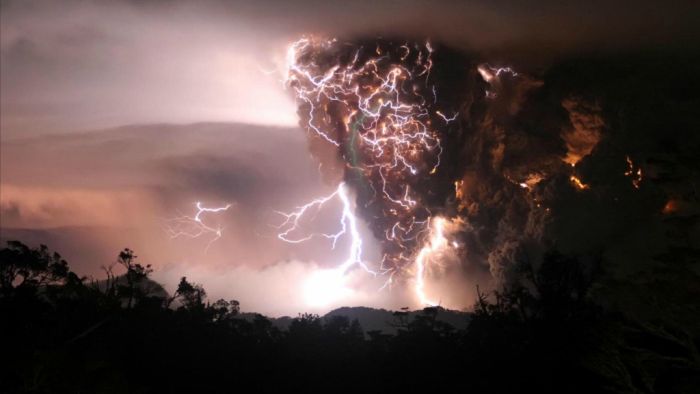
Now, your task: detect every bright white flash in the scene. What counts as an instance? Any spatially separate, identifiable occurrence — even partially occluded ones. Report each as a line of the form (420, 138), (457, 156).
(303, 268), (352, 308)
(276, 183), (460, 307)
(275, 182), (375, 275)
(275, 182), (382, 307)
(413, 217), (449, 306)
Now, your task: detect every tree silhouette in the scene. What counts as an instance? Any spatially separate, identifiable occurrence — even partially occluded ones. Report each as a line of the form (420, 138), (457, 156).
(115, 248), (153, 308)
(0, 241), (81, 297)
(1, 240), (698, 394)
(211, 298), (240, 321)
(173, 276), (207, 311)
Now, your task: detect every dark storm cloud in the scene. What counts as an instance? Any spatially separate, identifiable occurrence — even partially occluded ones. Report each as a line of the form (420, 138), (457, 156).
(155, 154), (270, 202)
(466, 52), (700, 290)
(149, 0), (699, 52)
(463, 52), (700, 279)
(2, 0), (699, 138)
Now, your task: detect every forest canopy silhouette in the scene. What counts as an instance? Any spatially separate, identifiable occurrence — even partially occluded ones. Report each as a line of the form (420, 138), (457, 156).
(1, 240), (698, 393)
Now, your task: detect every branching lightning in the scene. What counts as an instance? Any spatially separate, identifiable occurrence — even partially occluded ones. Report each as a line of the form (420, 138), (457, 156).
(157, 35), (639, 312)
(282, 37), (465, 306)
(477, 64), (519, 99)
(165, 202), (232, 251)
(275, 182), (375, 276)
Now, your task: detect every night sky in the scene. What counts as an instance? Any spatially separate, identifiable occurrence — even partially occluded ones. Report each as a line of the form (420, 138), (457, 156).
(2, 0), (699, 317)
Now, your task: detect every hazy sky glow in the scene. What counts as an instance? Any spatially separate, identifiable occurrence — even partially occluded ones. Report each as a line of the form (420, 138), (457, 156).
(0, 1), (302, 136)
(2, 0), (698, 316)
(3, 0), (696, 137)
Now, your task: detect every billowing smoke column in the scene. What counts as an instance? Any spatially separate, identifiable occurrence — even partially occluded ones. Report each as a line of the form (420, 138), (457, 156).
(285, 38), (479, 286)
(283, 36), (673, 308)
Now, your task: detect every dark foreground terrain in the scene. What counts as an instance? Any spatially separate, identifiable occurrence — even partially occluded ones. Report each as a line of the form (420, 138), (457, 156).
(1, 241), (699, 394)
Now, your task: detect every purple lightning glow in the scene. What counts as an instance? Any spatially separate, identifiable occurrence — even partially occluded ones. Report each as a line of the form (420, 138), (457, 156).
(279, 37), (472, 306)
(165, 202), (232, 251)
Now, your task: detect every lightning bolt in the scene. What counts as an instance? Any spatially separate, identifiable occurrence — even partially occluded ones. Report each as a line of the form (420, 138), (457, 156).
(413, 217), (448, 306)
(284, 37), (472, 306)
(477, 64), (519, 99)
(165, 202), (232, 252)
(275, 182), (375, 276)
(286, 38), (444, 270)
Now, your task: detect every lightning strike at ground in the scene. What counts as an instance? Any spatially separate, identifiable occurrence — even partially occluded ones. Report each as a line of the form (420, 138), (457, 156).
(286, 37), (448, 272)
(414, 217), (448, 306)
(283, 37), (461, 303)
(275, 182), (375, 275)
(274, 182), (381, 306)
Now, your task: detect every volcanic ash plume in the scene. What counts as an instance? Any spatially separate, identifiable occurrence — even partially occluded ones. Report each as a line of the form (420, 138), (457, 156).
(286, 37), (481, 277)
(284, 36), (665, 307)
